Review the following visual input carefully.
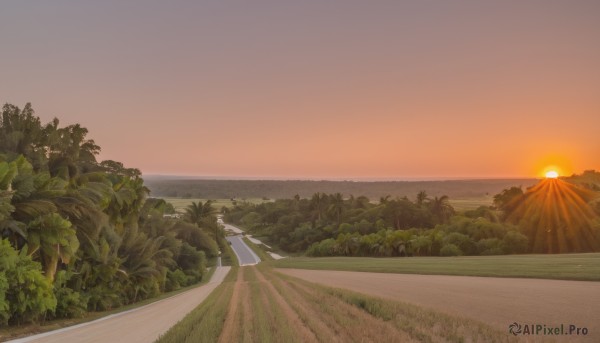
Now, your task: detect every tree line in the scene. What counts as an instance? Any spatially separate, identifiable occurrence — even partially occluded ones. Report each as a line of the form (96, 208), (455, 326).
(0, 103), (222, 326)
(145, 178), (538, 200)
(224, 174), (600, 257)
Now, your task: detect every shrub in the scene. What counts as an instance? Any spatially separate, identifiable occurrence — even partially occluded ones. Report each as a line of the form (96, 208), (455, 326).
(52, 270), (88, 319)
(166, 269), (188, 291)
(501, 231), (529, 254)
(0, 239), (56, 324)
(440, 243), (463, 256)
(477, 238), (502, 255)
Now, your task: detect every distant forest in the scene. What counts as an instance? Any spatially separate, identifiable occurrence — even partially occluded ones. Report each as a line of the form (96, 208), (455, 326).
(145, 178), (539, 200)
(224, 171), (600, 257)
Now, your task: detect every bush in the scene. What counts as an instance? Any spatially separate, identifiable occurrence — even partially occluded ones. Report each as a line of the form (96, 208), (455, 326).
(166, 269), (188, 291)
(443, 232), (476, 255)
(306, 238), (335, 257)
(476, 238), (502, 255)
(440, 243), (463, 256)
(501, 231), (529, 254)
(52, 270), (87, 319)
(0, 239), (56, 324)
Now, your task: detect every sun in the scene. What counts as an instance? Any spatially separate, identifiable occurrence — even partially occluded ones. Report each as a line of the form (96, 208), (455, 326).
(545, 170), (559, 179)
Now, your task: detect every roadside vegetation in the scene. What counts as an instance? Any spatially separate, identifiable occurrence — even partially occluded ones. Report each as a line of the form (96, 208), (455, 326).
(272, 253), (600, 281)
(0, 103), (225, 331)
(225, 173), (600, 257)
(157, 264), (511, 343)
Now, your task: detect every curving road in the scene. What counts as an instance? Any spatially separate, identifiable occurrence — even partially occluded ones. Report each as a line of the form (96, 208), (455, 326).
(9, 267), (231, 343)
(226, 235), (261, 266)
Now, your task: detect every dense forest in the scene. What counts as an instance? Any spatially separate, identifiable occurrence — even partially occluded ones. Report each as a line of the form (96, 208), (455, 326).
(0, 103), (222, 326)
(145, 178), (538, 200)
(225, 172), (600, 256)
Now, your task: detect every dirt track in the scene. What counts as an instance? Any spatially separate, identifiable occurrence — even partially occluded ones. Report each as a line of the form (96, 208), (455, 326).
(277, 269), (600, 340)
(11, 267), (231, 343)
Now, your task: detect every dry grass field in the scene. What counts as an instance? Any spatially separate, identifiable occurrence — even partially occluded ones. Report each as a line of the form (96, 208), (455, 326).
(157, 265), (511, 343)
(279, 269), (600, 342)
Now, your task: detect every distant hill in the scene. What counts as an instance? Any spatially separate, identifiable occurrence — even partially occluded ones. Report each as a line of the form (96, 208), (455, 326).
(144, 178), (539, 200)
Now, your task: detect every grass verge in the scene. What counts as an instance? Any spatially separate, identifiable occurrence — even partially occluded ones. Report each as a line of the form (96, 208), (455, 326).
(155, 266), (238, 343)
(271, 253), (600, 281)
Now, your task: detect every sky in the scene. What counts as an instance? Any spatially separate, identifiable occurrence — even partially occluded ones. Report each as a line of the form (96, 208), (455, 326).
(1, 1), (599, 180)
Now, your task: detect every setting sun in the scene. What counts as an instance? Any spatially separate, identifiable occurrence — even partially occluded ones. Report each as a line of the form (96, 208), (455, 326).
(545, 170), (559, 179)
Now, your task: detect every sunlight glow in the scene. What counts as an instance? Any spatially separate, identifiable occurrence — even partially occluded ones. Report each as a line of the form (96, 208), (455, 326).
(545, 170), (559, 179)
(506, 178), (599, 253)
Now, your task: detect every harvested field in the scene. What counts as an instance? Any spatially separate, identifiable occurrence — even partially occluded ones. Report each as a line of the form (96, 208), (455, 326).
(159, 265), (514, 342)
(278, 269), (600, 342)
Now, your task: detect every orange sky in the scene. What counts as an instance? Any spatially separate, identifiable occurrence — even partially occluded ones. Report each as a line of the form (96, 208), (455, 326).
(1, 1), (599, 179)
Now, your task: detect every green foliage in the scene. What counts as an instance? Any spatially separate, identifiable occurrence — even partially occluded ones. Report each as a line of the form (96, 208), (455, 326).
(440, 244), (463, 256)
(0, 103), (219, 326)
(52, 270), (87, 318)
(227, 191), (532, 258)
(0, 239), (56, 325)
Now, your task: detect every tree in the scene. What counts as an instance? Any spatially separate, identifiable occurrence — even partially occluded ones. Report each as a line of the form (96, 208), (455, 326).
(26, 213), (79, 282)
(309, 193), (328, 222)
(493, 186), (523, 220)
(328, 193), (345, 225)
(184, 200), (216, 227)
(416, 191), (429, 207)
(429, 195), (454, 224)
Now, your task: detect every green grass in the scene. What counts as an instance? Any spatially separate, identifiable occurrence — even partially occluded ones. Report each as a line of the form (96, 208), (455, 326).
(271, 253), (600, 281)
(160, 197), (270, 212)
(156, 266), (239, 343)
(448, 197), (493, 211)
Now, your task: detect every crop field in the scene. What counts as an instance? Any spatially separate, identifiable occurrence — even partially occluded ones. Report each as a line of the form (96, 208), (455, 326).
(157, 265), (509, 343)
(271, 253), (600, 281)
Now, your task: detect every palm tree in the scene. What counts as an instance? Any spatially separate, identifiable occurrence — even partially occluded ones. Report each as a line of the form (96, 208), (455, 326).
(328, 193), (345, 225)
(429, 195), (454, 224)
(184, 200), (216, 227)
(310, 193), (327, 222)
(416, 191), (429, 207)
(26, 213), (79, 282)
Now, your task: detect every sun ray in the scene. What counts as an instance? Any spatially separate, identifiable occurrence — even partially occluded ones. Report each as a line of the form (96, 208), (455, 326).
(506, 178), (599, 253)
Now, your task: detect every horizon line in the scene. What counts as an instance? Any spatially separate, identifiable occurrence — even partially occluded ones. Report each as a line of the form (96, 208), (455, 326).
(142, 174), (540, 182)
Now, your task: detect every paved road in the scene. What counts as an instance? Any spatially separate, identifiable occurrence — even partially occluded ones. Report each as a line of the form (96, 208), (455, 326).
(226, 235), (261, 266)
(222, 223), (244, 234)
(10, 267), (231, 343)
(278, 269), (600, 341)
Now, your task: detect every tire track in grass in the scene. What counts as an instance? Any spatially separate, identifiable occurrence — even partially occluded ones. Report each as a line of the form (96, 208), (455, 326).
(269, 275), (343, 343)
(218, 267), (243, 343)
(280, 272), (413, 343)
(254, 267), (318, 343)
(240, 274), (254, 343)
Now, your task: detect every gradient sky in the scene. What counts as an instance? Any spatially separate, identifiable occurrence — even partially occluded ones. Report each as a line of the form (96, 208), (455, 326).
(1, 1), (599, 179)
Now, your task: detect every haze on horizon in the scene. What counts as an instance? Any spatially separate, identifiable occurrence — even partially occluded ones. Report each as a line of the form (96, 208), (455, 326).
(1, 1), (599, 180)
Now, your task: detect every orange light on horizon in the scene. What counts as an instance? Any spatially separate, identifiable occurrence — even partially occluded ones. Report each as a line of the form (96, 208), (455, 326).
(538, 164), (568, 179)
